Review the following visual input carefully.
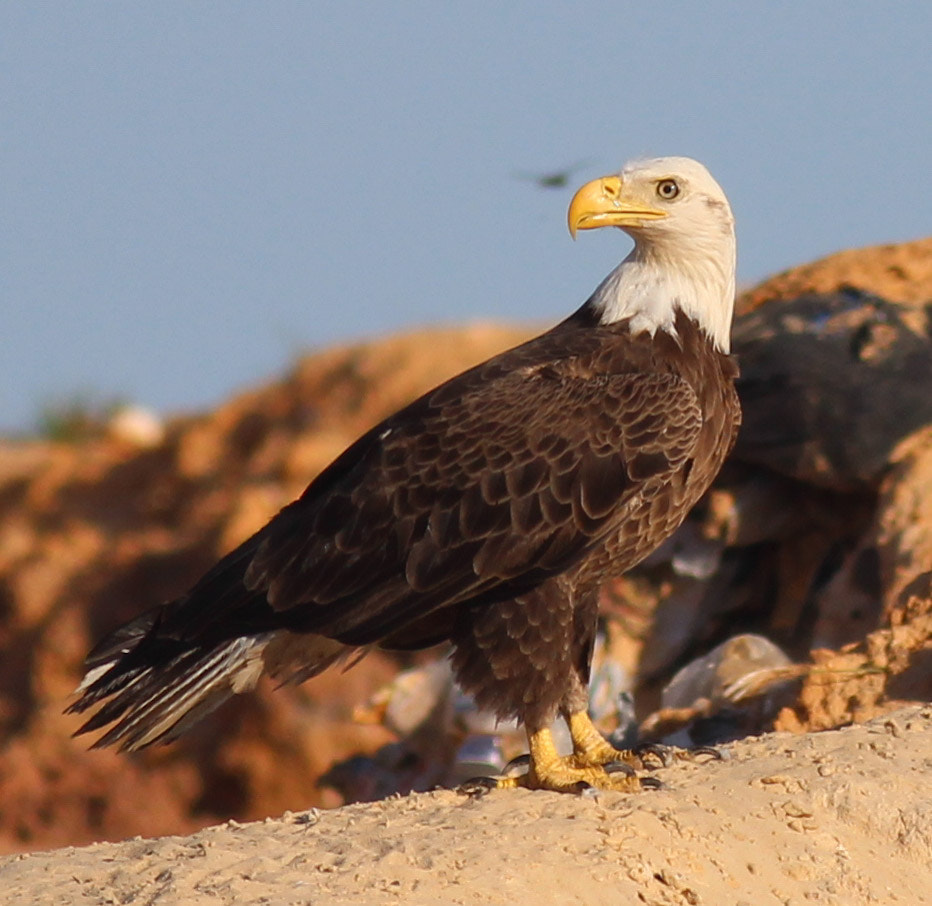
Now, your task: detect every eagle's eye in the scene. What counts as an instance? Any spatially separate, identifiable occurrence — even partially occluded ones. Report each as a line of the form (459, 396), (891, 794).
(656, 179), (680, 200)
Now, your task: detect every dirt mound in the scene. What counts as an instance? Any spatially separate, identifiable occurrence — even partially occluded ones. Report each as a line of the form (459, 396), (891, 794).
(0, 239), (930, 854)
(3, 706), (930, 905)
(0, 326), (532, 851)
(740, 236), (932, 312)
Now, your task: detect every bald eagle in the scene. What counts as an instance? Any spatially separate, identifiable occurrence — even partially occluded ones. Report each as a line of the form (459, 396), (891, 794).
(69, 156), (740, 793)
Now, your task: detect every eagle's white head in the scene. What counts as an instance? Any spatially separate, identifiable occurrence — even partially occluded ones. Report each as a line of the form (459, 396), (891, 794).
(568, 156), (736, 353)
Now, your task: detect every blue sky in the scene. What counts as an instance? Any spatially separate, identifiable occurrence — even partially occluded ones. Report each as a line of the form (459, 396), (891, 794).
(3, 3), (930, 431)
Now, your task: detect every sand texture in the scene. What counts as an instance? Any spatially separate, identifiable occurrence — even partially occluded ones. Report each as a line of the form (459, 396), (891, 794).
(3, 705), (930, 906)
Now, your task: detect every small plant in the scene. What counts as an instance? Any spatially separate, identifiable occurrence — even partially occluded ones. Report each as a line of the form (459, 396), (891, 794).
(35, 392), (126, 443)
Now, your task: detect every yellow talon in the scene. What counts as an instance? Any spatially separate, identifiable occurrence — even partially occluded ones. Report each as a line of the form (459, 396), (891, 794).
(459, 710), (710, 795)
(460, 711), (650, 794)
(506, 724), (641, 793)
(567, 710), (641, 768)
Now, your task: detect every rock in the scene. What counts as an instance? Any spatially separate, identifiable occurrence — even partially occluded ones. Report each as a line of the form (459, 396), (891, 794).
(640, 634), (806, 744)
(733, 288), (932, 489)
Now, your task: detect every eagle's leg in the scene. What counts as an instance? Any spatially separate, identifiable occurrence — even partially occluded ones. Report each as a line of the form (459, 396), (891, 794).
(567, 710), (722, 769)
(494, 724), (641, 793)
(567, 709), (642, 768)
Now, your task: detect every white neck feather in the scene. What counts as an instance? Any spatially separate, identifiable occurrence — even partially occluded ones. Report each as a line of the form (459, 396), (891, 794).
(588, 237), (736, 354)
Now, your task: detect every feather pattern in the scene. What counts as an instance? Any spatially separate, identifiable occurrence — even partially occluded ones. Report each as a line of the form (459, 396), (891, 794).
(69, 310), (738, 743)
(69, 154), (741, 748)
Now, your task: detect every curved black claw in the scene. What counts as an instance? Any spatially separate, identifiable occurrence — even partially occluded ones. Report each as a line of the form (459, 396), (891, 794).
(633, 743), (675, 768)
(604, 760), (637, 778)
(457, 776), (500, 798)
(639, 776), (664, 791)
(686, 745), (724, 762)
(502, 753), (531, 776)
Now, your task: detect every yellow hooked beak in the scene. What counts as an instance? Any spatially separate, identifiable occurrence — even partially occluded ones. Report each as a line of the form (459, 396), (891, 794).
(567, 175), (668, 238)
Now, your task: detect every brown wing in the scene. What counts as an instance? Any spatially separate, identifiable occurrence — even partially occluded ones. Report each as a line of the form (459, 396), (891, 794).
(231, 330), (704, 647)
(67, 320), (719, 753)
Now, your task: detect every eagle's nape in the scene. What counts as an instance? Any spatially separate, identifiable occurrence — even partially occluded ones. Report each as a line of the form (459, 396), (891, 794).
(68, 156), (741, 794)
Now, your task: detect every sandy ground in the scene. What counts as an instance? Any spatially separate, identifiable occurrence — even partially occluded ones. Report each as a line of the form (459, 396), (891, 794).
(2, 706), (930, 906)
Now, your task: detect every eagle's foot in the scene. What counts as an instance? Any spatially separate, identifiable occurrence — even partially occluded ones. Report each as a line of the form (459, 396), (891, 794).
(567, 710), (645, 770)
(633, 742), (724, 767)
(460, 759), (643, 794)
(456, 725), (667, 795)
(457, 717), (719, 796)
(511, 724), (646, 793)
(527, 755), (643, 793)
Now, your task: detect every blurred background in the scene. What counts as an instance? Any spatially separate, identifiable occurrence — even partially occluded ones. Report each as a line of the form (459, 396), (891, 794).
(3, 2), (931, 432)
(2, 3), (932, 854)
